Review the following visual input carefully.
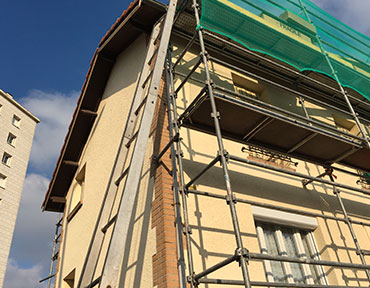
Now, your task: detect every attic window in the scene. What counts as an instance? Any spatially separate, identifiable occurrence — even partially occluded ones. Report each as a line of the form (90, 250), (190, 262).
(67, 164), (86, 222)
(332, 114), (356, 135)
(232, 73), (263, 100)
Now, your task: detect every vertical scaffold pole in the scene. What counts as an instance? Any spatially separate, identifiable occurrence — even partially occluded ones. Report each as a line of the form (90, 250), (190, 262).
(167, 47), (197, 287)
(298, 0), (370, 149)
(191, 1), (252, 287)
(165, 48), (190, 288)
(327, 171), (370, 284)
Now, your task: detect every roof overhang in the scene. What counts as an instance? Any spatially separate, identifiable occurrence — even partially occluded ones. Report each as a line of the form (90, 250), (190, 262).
(43, 0), (166, 212)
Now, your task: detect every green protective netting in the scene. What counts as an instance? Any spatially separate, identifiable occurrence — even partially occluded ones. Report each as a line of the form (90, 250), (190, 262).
(199, 0), (370, 101)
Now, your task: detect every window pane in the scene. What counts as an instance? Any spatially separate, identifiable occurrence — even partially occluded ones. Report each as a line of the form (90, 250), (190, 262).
(301, 231), (321, 284)
(281, 227), (305, 284)
(262, 224), (286, 283)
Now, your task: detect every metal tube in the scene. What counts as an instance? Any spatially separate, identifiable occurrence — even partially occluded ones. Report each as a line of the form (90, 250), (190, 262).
(298, 0), (370, 149)
(175, 27), (370, 125)
(192, 0), (252, 286)
(228, 154), (370, 196)
(211, 56), (367, 129)
(194, 254), (239, 281)
(165, 52), (187, 287)
(249, 252), (370, 270)
(328, 174), (370, 282)
(302, 171), (327, 187)
(154, 133), (179, 163)
(168, 47), (196, 287)
(199, 278), (365, 288)
(173, 31), (198, 69)
(200, 30), (370, 118)
(185, 155), (220, 189)
(175, 57), (202, 94)
(187, 189), (370, 227)
(213, 90), (363, 146)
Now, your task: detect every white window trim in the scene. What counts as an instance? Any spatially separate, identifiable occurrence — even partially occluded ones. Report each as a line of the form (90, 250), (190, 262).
(253, 206), (328, 285)
(252, 206), (318, 230)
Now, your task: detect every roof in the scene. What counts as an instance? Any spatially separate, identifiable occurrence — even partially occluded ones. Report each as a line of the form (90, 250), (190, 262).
(42, 0), (166, 212)
(0, 89), (40, 123)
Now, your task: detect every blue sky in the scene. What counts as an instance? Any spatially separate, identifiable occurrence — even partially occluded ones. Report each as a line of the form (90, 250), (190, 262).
(2, 0), (370, 287)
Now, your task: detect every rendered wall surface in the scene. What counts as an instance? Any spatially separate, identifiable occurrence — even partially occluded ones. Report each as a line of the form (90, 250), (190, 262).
(0, 90), (38, 288)
(54, 34), (158, 288)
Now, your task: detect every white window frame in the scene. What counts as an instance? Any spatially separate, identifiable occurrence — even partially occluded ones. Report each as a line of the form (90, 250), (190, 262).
(253, 206), (328, 286)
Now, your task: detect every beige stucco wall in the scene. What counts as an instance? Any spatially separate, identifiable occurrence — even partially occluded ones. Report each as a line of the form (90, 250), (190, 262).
(55, 34), (157, 288)
(172, 35), (370, 287)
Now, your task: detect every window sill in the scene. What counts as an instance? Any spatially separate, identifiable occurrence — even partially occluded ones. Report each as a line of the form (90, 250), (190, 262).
(67, 201), (83, 222)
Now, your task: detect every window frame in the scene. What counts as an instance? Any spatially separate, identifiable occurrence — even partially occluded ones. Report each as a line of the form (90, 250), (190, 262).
(66, 164), (86, 222)
(2, 152), (12, 166)
(0, 173), (6, 189)
(7, 133), (16, 146)
(12, 114), (21, 128)
(253, 207), (328, 286)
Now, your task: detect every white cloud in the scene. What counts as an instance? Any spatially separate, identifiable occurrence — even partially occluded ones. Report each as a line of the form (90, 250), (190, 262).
(3, 89), (78, 287)
(20, 90), (78, 172)
(3, 259), (46, 288)
(4, 174), (58, 287)
(311, 0), (370, 36)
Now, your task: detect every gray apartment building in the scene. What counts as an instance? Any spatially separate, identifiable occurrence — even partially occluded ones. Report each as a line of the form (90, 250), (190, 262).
(0, 89), (39, 287)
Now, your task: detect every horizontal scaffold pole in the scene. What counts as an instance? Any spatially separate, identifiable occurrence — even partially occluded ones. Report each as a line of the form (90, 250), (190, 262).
(228, 154), (370, 196)
(199, 278), (365, 288)
(187, 189), (370, 227)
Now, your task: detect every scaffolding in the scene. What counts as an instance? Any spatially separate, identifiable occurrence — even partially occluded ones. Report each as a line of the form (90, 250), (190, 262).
(40, 215), (62, 288)
(70, 0), (370, 287)
(163, 0), (370, 286)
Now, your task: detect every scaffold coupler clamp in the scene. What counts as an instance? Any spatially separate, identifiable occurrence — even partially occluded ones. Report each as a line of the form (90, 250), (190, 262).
(226, 194), (237, 204)
(325, 167), (337, 179)
(235, 248), (250, 265)
(211, 111), (220, 120)
(192, 2), (200, 11)
(187, 273), (198, 286)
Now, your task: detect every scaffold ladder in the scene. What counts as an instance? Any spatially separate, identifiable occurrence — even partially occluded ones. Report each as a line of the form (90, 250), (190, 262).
(77, 0), (179, 286)
(39, 214), (62, 288)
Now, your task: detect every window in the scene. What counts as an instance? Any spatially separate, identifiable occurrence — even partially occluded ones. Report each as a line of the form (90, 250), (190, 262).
(253, 207), (328, 286)
(12, 115), (21, 128)
(0, 174), (6, 188)
(2, 152), (12, 166)
(67, 164), (85, 221)
(7, 133), (16, 146)
(232, 73), (265, 101)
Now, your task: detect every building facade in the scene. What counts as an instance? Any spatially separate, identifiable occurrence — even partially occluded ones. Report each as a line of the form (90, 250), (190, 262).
(43, 0), (370, 287)
(0, 89), (39, 287)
